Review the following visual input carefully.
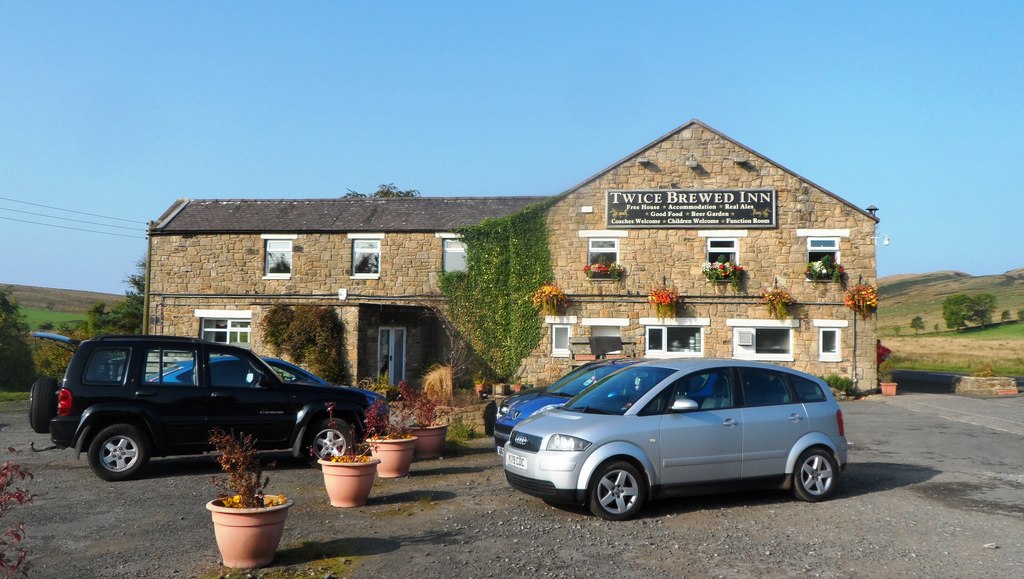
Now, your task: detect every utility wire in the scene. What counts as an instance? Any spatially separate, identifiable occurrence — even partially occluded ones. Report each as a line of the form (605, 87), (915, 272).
(0, 216), (146, 239)
(0, 207), (141, 231)
(0, 195), (144, 224)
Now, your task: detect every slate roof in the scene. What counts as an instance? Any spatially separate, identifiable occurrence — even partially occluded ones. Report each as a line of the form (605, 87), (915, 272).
(151, 196), (550, 233)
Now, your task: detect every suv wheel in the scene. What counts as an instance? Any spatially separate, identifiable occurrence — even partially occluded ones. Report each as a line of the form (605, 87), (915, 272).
(793, 447), (839, 502)
(88, 425), (151, 481)
(307, 418), (353, 462)
(588, 461), (646, 521)
(29, 377), (59, 434)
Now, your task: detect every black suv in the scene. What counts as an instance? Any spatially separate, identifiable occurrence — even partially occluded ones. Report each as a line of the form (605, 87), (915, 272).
(29, 335), (381, 481)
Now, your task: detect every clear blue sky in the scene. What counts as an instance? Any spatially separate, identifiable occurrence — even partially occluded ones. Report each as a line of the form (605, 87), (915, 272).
(2, 1), (1022, 294)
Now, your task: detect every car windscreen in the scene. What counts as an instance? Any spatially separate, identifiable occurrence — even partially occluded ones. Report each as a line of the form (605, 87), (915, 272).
(563, 365), (675, 416)
(547, 362), (633, 397)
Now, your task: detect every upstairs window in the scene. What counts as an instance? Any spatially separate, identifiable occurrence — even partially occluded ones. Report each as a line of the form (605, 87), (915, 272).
(588, 239), (619, 268)
(352, 239), (381, 277)
(264, 239), (292, 278)
(442, 239), (467, 272)
(707, 238), (738, 264)
(807, 237), (840, 264)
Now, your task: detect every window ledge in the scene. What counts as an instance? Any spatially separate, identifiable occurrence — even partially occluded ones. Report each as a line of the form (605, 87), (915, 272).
(350, 274), (381, 280)
(263, 274), (292, 280)
(819, 355), (842, 363)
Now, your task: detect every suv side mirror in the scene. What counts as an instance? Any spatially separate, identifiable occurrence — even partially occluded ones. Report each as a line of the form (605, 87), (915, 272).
(670, 397), (699, 412)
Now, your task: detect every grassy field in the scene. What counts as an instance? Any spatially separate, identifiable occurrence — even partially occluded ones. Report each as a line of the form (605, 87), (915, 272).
(3, 283), (122, 330)
(21, 307), (89, 330)
(879, 270), (1024, 375)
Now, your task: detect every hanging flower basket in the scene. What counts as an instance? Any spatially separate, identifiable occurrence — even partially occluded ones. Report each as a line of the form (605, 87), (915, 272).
(761, 288), (796, 319)
(648, 287), (679, 320)
(806, 256), (844, 282)
(844, 284), (878, 318)
(584, 262), (625, 280)
(701, 260), (745, 289)
(531, 283), (569, 315)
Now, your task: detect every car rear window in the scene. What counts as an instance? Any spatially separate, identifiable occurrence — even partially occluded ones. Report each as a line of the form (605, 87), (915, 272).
(83, 347), (130, 385)
(790, 375), (827, 402)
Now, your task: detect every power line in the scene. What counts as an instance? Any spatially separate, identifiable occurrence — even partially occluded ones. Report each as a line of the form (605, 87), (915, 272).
(0, 195), (144, 224)
(0, 216), (146, 239)
(0, 207), (141, 231)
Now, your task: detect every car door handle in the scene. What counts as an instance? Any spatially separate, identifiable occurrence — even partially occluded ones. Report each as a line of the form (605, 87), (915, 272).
(722, 418), (737, 428)
(134, 390), (156, 397)
(788, 413), (803, 423)
(210, 392), (235, 399)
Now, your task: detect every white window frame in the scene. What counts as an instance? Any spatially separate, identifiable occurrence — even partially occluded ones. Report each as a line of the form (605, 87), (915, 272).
(442, 238), (467, 273)
(813, 319), (848, 362)
(349, 233), (384, 279)
(261, 234), (297, 280)
(587, 238), (619, 266)
(551, 324), (571, 358)
(706, 238), (739, 264)
(640, 317), (709, 359)
(727, 319), (798, 362)
(806, 237), (840, 264)
(196, 310), (253, 349)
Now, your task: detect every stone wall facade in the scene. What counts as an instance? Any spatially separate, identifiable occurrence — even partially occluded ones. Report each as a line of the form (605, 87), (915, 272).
(147, 120), (879, 391)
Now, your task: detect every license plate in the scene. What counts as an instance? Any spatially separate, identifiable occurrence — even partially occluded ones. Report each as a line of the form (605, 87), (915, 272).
(505, 451), (528, 470)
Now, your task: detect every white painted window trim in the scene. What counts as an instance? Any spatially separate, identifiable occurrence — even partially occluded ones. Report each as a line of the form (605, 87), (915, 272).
(698, 230), (749, 238)
(434, 232), (462, 239)
(812, 319), (849, 328)
(730, 325), (795, 362)
(263, 238), (293, 280)
(581, 318), (630, 327)
(260, 233), (298, 240)
(441, 238), (467, 273)
(544, 316), (578, 324)
(796, 229), (849, 238)
(551, 324), (571, 358)
(638, 317), (710, 326)
(347, 232), (386, 239)
(350, 236), (382, 280)
(726, 319), (799, 328)
(194, 309), (252, 319)
(819, 327), (842, 362)
(643, 323), (706, 359)
(578, 230), (629, 238)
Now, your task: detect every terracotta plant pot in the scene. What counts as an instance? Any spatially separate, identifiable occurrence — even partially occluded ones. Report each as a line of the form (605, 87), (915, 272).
(206, 498), (293, 569)
(318, 458), (379, 507)
(410, 424), (448, 459)
(369, 437), (418, 478)
(880, 382), (897, 396)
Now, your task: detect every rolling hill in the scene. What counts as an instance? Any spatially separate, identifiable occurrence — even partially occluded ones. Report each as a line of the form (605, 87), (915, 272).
(878, 269), (1024, 335)
(3, 283), (123, 329)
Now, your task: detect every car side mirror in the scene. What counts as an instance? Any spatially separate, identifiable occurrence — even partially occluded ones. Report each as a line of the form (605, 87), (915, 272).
(670, 397), (699, 412)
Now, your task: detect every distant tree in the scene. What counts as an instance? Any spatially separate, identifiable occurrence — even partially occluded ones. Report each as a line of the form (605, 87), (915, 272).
(942, 293), (997, 329)
(83, 258), (145, 335)
(910, 316), (925, 333)
(343, 183), (420, 198)
(0, 286), (36, 390)
(1001, 310), (1011, 322)
(893, 326), (902, 336)
(933, 323), (940, 332)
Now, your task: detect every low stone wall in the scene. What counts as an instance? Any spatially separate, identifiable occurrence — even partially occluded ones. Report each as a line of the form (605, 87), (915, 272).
(953, 376), (1018, 397)
(448, 401), (497, 435)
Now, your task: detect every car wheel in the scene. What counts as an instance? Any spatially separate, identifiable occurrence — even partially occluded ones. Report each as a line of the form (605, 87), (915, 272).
(307, 418), (353, 462)
(793, 447), (839, 502)
(28, 377), (59, 434)
(588, 461), (646, 521)
(87, 425), (151, 481)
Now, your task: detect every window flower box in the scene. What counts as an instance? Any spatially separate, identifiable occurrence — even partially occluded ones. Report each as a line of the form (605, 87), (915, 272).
(584, 262), (625, 281)
(805, 256), (844, 283)
(701, 260), (744, 289)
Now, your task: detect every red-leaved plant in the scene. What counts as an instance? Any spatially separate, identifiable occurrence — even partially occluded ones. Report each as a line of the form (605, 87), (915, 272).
(1, 448), (32, 577)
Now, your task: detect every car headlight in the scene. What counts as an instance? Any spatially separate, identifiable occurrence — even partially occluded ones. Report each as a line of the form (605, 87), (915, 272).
(546, 434), (591, 452)
(497, 401), (510, 417)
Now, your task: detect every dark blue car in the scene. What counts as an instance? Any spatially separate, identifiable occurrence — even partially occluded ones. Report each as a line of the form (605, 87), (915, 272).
(493, 358), (642, 454)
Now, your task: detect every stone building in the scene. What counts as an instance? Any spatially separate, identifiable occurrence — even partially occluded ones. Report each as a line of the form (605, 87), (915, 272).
(146, 119), (881, 390)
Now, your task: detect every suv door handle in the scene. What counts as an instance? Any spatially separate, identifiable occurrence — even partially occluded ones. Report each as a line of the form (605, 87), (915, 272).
(722, 418), (737, 428)
(134, 390), (156, 397)
(788, 413), (803, 423)
(210, 392), (235, 399)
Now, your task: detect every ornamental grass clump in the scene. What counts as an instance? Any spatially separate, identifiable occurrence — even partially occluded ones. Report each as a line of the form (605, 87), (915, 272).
(844, 284), (878, 318)
(761, 288), (796, 319)
(209, 429), (286, 509)
(648, 287), (679, 320)
(531, 283), (568, 316)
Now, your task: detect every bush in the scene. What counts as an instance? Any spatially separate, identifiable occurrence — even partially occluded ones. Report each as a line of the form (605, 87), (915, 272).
(878, 360), (895, 382)
(823, 374), (856, 396)
(446, 418), (480, 443)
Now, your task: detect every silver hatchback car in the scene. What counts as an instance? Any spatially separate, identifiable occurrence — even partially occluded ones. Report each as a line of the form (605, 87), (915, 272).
(502, 359), (848, 520)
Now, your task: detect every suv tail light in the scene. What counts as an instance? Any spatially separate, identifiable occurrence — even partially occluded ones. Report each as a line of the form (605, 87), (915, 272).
(57, 388), (73, 416)
(835, 409), (845, 437)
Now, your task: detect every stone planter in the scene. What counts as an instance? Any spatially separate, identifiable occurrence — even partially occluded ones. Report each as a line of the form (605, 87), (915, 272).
(880, 382), (897, 396)
(954, 376), (1019, 397)
(369, 437), (418, 478)
(410, 424), (448, 459)
(318, 458), (379, 507)
(206, 498), (293, 569)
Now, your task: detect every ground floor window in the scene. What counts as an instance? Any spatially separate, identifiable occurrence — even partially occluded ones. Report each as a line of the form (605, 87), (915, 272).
(729, 319), (797, 362)
(200, 318), (252, 348)
(551, 324), (571, 357)
(813, 319), (847, 362)
(645, 326), (703, 357)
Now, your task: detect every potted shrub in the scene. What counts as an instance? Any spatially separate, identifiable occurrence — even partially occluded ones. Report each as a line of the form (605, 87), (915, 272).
(206, 429), (293, 569)
(761, 288), (796, 319)
(701, 259), (744, 289)
(879, 359), (897, 396)
(318, 403), (379, 507)
(648, 287), (679, 320)
(473, 371), (488, 398)
(366, 385), (418, 478)
(531, 282), (569, 316)
(403, 381), (451, 459)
